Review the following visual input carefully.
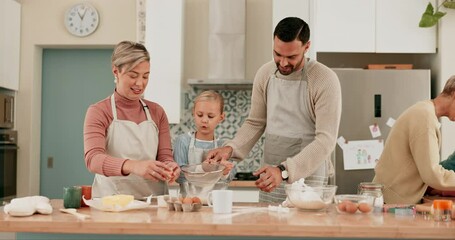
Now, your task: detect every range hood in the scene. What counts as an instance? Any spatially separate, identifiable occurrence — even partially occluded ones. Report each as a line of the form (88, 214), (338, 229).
(188, 78), (252, 90)
(189, 0), (252, 89)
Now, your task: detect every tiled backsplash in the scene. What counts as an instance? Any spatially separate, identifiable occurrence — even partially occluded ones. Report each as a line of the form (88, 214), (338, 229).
(169, 88), (263, 173)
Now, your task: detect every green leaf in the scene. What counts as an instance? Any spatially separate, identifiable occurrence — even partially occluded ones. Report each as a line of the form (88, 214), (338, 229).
(419, 3), (447, 27)
(443, 0), (455, 9)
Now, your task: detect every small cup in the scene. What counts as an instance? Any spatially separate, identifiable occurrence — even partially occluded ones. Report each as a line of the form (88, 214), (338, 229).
(207, 190), (233, 214)
(157, 195), (168, 207)
(63, 186), (82, 209)
(80, 185), (92, 207)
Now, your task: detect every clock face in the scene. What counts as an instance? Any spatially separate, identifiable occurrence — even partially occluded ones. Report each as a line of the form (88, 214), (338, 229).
(64, 3), (99, 37)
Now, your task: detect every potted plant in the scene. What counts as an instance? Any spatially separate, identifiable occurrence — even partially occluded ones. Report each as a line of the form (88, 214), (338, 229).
(419, 0), (455, 27)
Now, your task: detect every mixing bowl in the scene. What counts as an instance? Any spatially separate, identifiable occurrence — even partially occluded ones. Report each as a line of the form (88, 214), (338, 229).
(180, 163), (226, 204)
(334, 194), (375, 214)
(285, 184), (337, 211)
(181, 163), (225, 185)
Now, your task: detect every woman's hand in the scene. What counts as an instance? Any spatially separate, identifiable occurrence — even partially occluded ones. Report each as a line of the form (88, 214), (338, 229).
(122, 160), (173, 182)
(164, 161), (180, 183)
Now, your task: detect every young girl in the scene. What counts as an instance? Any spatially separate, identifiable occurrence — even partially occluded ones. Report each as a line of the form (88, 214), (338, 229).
(173, 90), (235, 190)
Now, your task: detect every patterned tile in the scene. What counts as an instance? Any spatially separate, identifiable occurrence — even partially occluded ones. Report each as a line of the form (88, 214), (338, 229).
(170, 87), (264, 173)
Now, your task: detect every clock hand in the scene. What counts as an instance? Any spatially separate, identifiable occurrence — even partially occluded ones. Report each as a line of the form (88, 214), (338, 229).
(77, 9), (83, 20)
(80, 6), (87, 21)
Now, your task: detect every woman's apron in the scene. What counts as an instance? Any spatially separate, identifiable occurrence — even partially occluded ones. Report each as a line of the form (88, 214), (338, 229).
(259, 59), (329, 203)
(92, 94), (166, 199)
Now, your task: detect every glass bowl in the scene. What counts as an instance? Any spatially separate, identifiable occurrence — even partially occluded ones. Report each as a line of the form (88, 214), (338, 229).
(181, 163), (225, 185)
(180, 163), (226, 204)
(334, 194), (375, 214)
(285, 184), (337, 211)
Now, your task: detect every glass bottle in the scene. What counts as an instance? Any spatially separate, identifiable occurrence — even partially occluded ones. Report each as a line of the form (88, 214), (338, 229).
(358, 182), (384, 212)
(432, 200), (452, 222)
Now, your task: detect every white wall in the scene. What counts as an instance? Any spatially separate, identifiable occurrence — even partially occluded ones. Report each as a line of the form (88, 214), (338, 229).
(438, 11), (455, 159)
(17, 0), (137, 196)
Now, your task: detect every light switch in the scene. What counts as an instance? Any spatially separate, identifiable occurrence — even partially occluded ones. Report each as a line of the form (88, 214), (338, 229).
(47, 156), (53, 168)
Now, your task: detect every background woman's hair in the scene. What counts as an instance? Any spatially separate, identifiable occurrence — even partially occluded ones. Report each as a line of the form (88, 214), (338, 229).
(193, 90), (225, 113)
(111, 41), (150, 73)
(441, 75), (455, 96)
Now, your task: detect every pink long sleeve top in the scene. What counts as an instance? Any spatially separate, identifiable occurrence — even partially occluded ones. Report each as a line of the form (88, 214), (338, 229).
(83, 91), (174, 177)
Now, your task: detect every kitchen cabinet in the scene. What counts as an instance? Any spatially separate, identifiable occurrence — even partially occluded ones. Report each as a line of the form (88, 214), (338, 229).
(0, 0), (21, 90)
(144, 0), (183, 124)
(272, 0), (316, 60)
(314, 0), (375, 53)
(314, 0), (436, 53)
(376, 0), (436, 53)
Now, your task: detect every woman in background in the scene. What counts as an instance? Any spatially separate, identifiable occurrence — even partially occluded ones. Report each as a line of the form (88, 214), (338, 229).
(83, 41), (180, 199)
(373, 75), (455, 204)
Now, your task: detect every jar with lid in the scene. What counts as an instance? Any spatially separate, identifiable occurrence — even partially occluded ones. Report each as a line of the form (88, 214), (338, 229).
(358, 182), (384, 212)
(432, 200), (452, 222)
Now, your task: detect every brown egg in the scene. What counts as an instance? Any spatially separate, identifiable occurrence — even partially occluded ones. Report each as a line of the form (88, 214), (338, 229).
(191, 197), (202, 204)
(182, 197), (193, 204)
(345, 201), (358, 214)
(358, 202), (372, 213)
(337, 201), (347, 212)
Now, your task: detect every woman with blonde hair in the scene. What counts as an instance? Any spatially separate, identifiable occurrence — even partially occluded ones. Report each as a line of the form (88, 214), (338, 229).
(83, 41), (180, 199)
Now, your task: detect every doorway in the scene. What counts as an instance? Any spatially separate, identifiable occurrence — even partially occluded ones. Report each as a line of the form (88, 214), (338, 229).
(40, 49), (113, 198)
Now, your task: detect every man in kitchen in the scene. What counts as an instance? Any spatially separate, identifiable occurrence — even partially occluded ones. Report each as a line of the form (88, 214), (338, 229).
(373, 75), (455, 204)
(206, 17), (342, 203)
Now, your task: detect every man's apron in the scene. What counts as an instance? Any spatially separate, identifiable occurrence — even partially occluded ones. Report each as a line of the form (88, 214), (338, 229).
(259, 59), (329, 203)
(92, 94), (166, 199)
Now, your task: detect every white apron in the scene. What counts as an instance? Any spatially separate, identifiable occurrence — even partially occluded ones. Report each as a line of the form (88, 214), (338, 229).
(259, 59), (330, 203)
(179, 132), (221, 197)
(92, 94), (166, 199)
(188, 132), (218, 165)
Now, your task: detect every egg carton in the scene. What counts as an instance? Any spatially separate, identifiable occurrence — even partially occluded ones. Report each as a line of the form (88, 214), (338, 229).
(166, 200), (202, 212)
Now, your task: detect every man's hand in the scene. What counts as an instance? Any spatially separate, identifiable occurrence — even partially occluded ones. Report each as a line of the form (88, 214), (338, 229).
(253, 166), (282, 192)
(219, 160), (234, 175)
(205, 146), (233, 163)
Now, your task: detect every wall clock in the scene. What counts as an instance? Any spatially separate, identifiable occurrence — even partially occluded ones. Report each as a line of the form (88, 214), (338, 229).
(64, 3), (99, 37)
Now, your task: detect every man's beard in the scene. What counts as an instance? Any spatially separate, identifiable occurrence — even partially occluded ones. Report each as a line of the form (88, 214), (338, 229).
(275, 54), (305, 76)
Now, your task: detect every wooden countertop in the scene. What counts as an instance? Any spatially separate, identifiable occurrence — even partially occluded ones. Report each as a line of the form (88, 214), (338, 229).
(1, 200), (454, 239)
(228, 180), (256, 187)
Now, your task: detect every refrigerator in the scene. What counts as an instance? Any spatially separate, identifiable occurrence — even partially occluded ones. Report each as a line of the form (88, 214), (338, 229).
(332, 68), (431, 194)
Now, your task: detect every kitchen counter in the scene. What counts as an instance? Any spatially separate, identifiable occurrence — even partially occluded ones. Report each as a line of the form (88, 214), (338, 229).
(1, 200), (454, 239)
